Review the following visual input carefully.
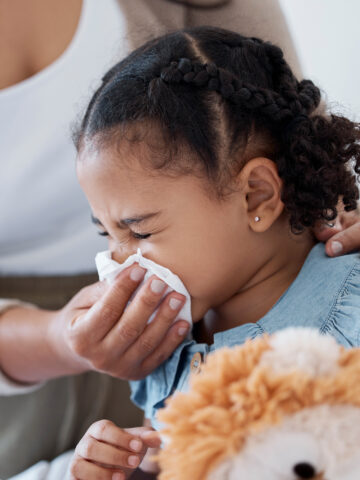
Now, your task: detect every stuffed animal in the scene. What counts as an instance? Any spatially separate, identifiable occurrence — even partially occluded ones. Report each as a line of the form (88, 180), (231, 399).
(156, 328), (360, 480)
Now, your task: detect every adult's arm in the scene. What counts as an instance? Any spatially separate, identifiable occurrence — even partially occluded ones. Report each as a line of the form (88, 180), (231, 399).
(0, 299), (88, 395)
(117, 0), (301, 78)
(185, 0), (302, 78)
(0, 300), (46, 395)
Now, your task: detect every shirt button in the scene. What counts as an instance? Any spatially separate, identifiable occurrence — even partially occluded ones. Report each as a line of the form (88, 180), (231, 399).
(190, 352), (202, 374)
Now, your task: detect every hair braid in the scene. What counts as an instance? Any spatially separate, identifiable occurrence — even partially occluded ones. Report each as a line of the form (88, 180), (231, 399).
(159, 55), (360, 231)
(76, 26), (360, 232)
(159, 58), (294, 122)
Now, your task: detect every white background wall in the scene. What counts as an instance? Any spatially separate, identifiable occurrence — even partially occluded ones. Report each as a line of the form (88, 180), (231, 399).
(279, 0), (360, 120)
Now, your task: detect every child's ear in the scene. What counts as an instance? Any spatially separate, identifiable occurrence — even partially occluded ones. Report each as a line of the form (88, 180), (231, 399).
(238, 157), (285, 232)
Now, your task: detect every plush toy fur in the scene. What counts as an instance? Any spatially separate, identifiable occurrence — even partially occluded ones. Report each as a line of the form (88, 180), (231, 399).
(156, 328), (360, 480)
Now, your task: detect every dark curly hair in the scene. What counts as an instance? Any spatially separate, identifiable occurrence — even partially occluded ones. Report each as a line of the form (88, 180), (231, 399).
(75, 26), (360, 232)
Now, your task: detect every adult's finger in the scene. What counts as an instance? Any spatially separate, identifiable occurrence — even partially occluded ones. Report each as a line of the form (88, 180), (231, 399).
(123, 291), (187, 364)
(70, 280), (109, 309)
(325, 221), (360, 256)
(312, 217), (342, 243)
(68, 264), (146, 343)
(104, 275), (175, 357)
(340, 208), (360, 229)
(139, 320), (190, 378)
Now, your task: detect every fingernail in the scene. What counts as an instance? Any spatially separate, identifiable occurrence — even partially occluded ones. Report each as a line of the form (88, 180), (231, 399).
(178, 326), (189, 336)
(331, 241), (343, 255)
(128, 455), (139, 467)
(112, 474), (123, 480)
(169, 298), (182, 310)
(129, 439), (142, 452)
(130, 266), (146, 282)
(140, 430), (161, 444)
(151, 278), (166, 294)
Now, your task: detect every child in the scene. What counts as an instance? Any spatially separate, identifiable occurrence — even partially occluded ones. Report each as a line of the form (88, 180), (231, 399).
(70, 26), (360, 479)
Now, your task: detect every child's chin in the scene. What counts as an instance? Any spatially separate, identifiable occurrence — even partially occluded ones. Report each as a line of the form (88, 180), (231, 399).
(191, 301), (212, 324)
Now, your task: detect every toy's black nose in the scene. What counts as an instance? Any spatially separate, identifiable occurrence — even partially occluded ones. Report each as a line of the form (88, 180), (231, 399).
(293, 462), (316, 478)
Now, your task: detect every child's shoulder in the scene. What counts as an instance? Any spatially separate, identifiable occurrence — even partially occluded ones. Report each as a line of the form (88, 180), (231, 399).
(265, 243), (360, 347)
(299, 242), (360, 283)
(304, 243), (360, 315)
(129, 244), (360, 428)
(319, 246), (360, 348)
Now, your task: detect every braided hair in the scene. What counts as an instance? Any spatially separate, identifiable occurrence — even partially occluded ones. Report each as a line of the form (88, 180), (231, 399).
(75, 26), (360, 232)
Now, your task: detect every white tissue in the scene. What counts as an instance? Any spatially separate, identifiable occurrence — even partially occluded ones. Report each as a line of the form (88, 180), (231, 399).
(95, 249), (192, 326)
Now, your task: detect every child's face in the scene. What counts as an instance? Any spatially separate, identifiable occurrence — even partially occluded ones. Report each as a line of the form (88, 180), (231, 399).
(77, 143), (253, 323)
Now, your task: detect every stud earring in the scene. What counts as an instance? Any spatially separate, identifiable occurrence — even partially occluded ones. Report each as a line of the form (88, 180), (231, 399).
(255, 216), (260, 222)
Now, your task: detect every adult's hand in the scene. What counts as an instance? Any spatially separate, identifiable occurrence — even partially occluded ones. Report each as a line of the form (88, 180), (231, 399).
(50, 263), (189, 381)
(313, 206), (360, 257)
(0, 264), (189, 385)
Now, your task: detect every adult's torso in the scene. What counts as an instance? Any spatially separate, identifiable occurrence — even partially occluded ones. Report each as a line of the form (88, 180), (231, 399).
(0, 0), (127, 275)
(0, 2), (142, 477)
(0, 0), (298, 276)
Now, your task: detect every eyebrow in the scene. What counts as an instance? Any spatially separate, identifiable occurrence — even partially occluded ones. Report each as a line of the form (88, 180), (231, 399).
(91, 212), (161, 229)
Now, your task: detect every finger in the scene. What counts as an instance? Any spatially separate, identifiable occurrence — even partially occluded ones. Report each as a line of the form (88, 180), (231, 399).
(340, 210), (360, 229)
(76, 436), (141, 470)
(139, 430), (162, 448)
(124, 426), (161, 448)
(125, 291), (186, 361)
(69, 264), (146, 342)
(325, 221), (360, 256)
(124, 426), (155, 437)
(106, 275), (172, 356)
(72, 281), (109, 309)
(88, 420), (144, 453)
(312, 217), (342, 243)
(139, 320), (190, 376)
(70, 455), (125, 480)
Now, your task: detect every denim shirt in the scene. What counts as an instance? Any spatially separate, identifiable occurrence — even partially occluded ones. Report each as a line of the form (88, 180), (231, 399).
(130, 243), (360, 429)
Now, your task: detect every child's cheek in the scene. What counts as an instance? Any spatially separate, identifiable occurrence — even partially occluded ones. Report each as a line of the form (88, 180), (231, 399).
(190, 298), (212, 323)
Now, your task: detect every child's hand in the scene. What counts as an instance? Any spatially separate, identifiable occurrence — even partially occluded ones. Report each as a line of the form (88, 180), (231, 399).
(69, 420), (161, 480)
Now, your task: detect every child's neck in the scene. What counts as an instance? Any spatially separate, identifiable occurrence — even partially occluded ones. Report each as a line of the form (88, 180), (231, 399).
(196, 229), (316, 344)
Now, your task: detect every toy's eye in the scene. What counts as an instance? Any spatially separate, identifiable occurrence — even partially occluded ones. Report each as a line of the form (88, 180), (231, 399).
(293, 462), (317, 479)
(233, 430), (323, 480)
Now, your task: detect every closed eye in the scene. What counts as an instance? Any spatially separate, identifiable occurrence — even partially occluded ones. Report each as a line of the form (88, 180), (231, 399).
(97, 231), (151, 240)
(132, 232), (152, 239)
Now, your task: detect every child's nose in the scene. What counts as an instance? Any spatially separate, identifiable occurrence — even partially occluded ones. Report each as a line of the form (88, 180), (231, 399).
(111, 248), (137, 264)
